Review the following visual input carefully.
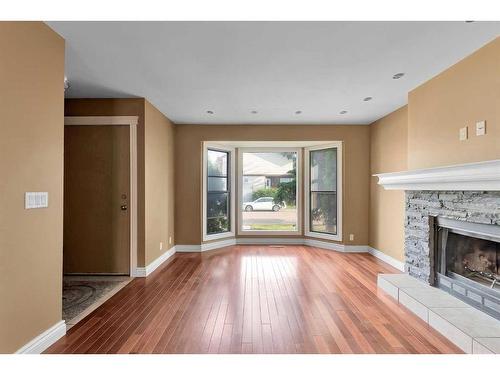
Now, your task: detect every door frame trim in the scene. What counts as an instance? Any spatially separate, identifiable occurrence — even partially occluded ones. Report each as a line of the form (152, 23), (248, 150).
(64, 116), (139, 276)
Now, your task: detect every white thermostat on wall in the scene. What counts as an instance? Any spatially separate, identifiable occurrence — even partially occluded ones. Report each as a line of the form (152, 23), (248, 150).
(25, 192), (49, 209)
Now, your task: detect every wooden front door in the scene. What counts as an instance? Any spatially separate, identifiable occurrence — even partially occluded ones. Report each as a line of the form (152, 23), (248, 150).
(64, 125), (130, 274)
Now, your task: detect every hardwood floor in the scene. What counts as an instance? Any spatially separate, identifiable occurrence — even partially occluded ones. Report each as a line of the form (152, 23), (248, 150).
(45, 245), (462, 354)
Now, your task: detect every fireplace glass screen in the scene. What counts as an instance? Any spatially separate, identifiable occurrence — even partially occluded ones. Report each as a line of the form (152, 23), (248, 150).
(441, 231), (500, 290)
(434, 217), (500, 320)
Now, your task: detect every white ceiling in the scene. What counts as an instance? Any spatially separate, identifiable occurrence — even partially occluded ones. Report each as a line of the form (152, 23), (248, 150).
(48, 21), (499, 125)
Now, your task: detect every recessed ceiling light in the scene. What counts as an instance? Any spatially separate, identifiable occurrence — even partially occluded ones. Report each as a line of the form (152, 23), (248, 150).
(295, 110), (302, 114)
(363, 97), (373, 102)
(206, 110), (214, 114)
(340, 110), (348, 114)
(392, 72), (405, 79)
(251, 110), (258, 114)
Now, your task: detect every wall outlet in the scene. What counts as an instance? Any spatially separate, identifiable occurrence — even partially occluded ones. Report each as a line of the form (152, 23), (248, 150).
(459, 126), (468, 141)
(476, 120), (486, 136)
(160, 242), (163, 250)
(169, 236), (172, 245)
(349, 234), (354, 241)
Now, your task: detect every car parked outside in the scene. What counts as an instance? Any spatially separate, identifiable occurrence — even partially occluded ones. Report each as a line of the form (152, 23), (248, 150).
(242, 197), (285, 211)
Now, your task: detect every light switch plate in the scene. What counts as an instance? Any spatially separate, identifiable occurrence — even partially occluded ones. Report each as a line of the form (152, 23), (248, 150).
(459, 126), (468, 141)
(25, 192), (49, 209)
(476, 120), (486, 136)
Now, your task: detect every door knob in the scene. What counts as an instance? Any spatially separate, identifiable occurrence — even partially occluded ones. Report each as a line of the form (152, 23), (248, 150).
(121, 204), (128, 211)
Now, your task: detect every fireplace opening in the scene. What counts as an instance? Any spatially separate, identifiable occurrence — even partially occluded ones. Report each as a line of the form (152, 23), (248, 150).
(445, 232), (500, 290)
(433, 216), (500, 320)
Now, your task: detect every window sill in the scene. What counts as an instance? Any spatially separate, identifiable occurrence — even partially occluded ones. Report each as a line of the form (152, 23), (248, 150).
(237, 230), (302, 236)
(305, 231), (342, 242)
(203, 231), (235, 242)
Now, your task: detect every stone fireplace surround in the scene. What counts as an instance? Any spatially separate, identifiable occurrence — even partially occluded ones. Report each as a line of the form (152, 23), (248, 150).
(405, 190), (500, 283)
(375, 159), (500, 353)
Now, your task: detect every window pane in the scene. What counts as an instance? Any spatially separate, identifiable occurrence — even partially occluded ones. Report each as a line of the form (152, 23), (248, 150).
(207, 192), (228, 219)
(207, 149), (228, 176)
(207, 217), (229, 234)
(310, 148), (337, 191)
(241, 151), (297, 232)
(206, 147), (230, 236)
(208, 176), (228, 191)
(310, 192), (337, 234)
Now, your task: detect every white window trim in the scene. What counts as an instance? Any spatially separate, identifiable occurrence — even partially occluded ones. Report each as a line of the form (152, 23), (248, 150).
(237, 147), (302, 236)
(202, 142), (236, 242)
(304, 142), (343, 242)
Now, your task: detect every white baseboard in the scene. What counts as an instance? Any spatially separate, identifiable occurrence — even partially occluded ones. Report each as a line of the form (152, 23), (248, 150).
(175, 244), (202, 252)
(16, 320), (66, 354)
(237, 237), (304, 245)
(343, 245), (371, 252)
(237, 237), (368, 253)
(201, 238), (236, 251)
(303, 238), (369, 252)
(177, 237), (368, 253)
(132, 246), (176, 277)
(368, 246), (405, 271)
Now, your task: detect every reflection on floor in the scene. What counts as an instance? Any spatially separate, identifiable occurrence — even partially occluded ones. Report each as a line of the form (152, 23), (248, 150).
(63, 275), (132, 330)
(48, 246), (462, 353)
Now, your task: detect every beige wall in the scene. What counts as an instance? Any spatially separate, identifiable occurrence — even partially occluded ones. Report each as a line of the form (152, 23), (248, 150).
(369, 106), (408, 261)
(0, 22), (65, 353)
(408, 37), (500, 170)
(144, 100), (176, 265)
(174, 124), (370, 246)
(369, 37), (499, 263)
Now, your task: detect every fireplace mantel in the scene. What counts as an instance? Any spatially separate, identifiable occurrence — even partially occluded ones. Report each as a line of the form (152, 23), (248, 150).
(374, 159), (500, 191)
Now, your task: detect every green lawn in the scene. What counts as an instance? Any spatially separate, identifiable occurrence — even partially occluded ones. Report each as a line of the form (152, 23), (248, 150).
(249, 224), (297, 231)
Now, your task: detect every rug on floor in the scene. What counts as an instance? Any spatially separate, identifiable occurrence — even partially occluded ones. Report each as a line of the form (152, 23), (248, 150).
(62, 277), (125, 323)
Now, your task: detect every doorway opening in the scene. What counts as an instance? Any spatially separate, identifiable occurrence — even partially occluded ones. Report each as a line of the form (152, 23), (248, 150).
(62, 116), (138, 329)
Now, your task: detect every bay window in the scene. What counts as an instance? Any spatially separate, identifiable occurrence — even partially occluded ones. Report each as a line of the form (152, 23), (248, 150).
(203, 144), (235, 241)
(202, 141), (341, 243)
(305, 143), (342, 241)
(238, 149), (301, 235)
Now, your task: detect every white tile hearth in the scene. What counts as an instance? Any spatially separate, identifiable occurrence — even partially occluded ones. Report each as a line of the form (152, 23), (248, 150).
(400, 287), (470, 323)
(428, 310), (474, 353)
(377, 273), (500, 354)
(398, 290), (430, 322)
(377, 276), (399, 299)
(402, 287), (470, 308)
(431, 307), (500, 338)
(378, 273), (428, 288)
(473, 338), (500, 354)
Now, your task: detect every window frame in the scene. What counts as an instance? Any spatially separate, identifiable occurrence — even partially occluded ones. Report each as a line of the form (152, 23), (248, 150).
(304, 142), (343, 242)
(237, 147), (302, 236)
(202, 142), (236, 242)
